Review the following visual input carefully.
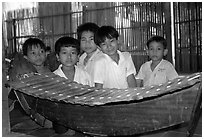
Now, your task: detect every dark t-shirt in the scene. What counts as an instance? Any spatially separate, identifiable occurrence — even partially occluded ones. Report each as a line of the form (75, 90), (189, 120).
(8, 53), (37, 81)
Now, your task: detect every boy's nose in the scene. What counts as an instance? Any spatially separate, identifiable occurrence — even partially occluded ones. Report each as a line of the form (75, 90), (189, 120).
(86, 40), (91, 45)
(105, 42), (111, 48)
(153, 49), (158, 54)
(67, 53), (72, 59)
(35, 53), (41, 57)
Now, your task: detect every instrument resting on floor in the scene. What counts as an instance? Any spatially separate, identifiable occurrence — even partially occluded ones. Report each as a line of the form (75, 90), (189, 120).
(6, 72), (202, 136)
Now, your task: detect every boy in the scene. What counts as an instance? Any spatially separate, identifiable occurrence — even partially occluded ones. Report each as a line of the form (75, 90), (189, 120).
(136, 36), (179, 87)
(23, 38), (51, 73)
(53, 36), (92, 135)
(8, 38), (52, 129)
(9, 38), (50, 81)
(93, 25), (137, 89)
(77, 22), (103, 86)
(53, 36), (92, 86)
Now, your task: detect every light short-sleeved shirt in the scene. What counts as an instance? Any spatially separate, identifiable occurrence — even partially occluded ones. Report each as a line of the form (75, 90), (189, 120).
(53, 64), (92, 86)
(137, 59), (179, 86)
(93, 50), (136, 89)
(78, 49), (103, 86)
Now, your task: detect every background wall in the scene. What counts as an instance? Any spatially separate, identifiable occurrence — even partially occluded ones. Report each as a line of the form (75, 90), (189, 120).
(2, 2), (202, 73)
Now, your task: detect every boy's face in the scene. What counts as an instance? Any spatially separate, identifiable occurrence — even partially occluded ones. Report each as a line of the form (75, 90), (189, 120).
(80, 31), (97, 54)
(147, 41), (168, 62)
(57, 46), (79, 67)
(100, 38), (118, 57)
(25, 45), (46, 66)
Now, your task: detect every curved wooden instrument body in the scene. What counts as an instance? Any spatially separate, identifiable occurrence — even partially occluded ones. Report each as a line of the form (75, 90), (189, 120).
(7, 72), (202, 136)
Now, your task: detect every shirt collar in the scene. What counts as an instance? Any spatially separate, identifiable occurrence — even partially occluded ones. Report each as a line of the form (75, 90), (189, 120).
(104, 50), (125, 63)
(150, 59), (164, 70)
(83, 48), (101, 61)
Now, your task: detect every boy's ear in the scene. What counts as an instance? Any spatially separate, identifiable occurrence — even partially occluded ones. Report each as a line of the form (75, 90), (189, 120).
(77, 55), (80, 62)
(56, 54), (59, 61)
(164, 49), (168, 56)
(146, 49), (149, 55)
(23, 55), (28, 60)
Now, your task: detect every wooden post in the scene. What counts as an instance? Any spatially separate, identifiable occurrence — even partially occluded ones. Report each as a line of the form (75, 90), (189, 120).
(2, 33), (11, 136)
(12, 19), (17, 53)
(163, 3), (173, 63)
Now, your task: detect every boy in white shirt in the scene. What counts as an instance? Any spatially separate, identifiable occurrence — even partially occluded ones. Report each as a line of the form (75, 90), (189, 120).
(77, 22), (103, 86)
(53, 36), (93, 135)
(136, 36), (179, 87)
(93, 26), (137, 89)
(53, 36), (92, 86)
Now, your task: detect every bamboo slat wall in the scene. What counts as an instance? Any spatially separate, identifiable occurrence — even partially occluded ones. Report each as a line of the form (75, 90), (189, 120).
(3, 2), (202, 73)
(173, 2), (202, 73)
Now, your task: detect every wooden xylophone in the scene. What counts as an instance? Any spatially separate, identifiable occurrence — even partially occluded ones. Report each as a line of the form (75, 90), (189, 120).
(6, 72), (202, 136)
(7, 72), (201, 106)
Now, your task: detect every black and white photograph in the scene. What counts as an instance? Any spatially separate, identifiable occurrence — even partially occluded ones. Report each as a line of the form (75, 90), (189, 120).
(2, 2), (202, 137)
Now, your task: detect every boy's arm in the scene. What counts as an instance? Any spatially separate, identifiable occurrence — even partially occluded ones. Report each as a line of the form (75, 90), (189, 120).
(93, 58), (105, 88)
(167, 63), (179, 80)
(127, 74), (137, 88)
(95, 83), (103, 89)
(136, 79), (143, 87)
(126, 54), (136, 77)
(126, 54), (137, 87)
(135, 63), (145, 87)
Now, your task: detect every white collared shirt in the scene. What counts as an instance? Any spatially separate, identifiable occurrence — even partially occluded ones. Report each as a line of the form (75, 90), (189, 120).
(78, 49), (103, 86)
(137, 59), (179, 86)
(93, 50), (136, 89)
(53, 64), (92, 86)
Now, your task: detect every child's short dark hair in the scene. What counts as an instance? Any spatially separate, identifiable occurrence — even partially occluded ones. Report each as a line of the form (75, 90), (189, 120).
(23, 38), (46, 56)
(146, 36), (167, 49)
(55, 36), (80, 55)
(77, 22), (99, 40)
(94, 26), (119, 46)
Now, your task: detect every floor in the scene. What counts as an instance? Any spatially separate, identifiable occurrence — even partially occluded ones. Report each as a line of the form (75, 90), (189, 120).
(4, 101), (202, 137)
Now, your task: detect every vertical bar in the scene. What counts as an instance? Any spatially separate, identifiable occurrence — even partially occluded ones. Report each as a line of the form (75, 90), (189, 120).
(145, 3), (148, 42)
(178, 3), (182, 72)
(195, 3), (200, 71)
(195, 3), (199, 71)
(154, 3), (157, 35)
(171, 2), (175, 66)
(163, 2), (172, 63)
(63, 5), (65, 35)
(147, 3), (150, 40)
(187, 3), (192, 72)
(51, 4), (54, 48)
(160, 2), (163, 36)
(12, 19), (17, 53)
(150, 2), (153, 36)
(141, 2), (144, 51)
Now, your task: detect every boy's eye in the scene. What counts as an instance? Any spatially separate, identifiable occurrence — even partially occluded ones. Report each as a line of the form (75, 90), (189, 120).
(71, 51), (77, 55)
(81, 38), (86, 42)
(40, 50), (45, 53)
(110, 39), (114, 42)
(61, 51), (67, 54)
(100, 43), (106, 46)
(90, 37), (94, 41)
(158, 47), (161, 50)
(31, 51), (35, 55)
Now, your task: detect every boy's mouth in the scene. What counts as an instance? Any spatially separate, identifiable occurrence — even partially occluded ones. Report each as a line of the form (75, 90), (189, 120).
(35, 59), (43, 64)
(152, 55), (157, 58)
(106, 49), (115, 53)
(65, 60), (75, 64)
(84, 47), (93, 51)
